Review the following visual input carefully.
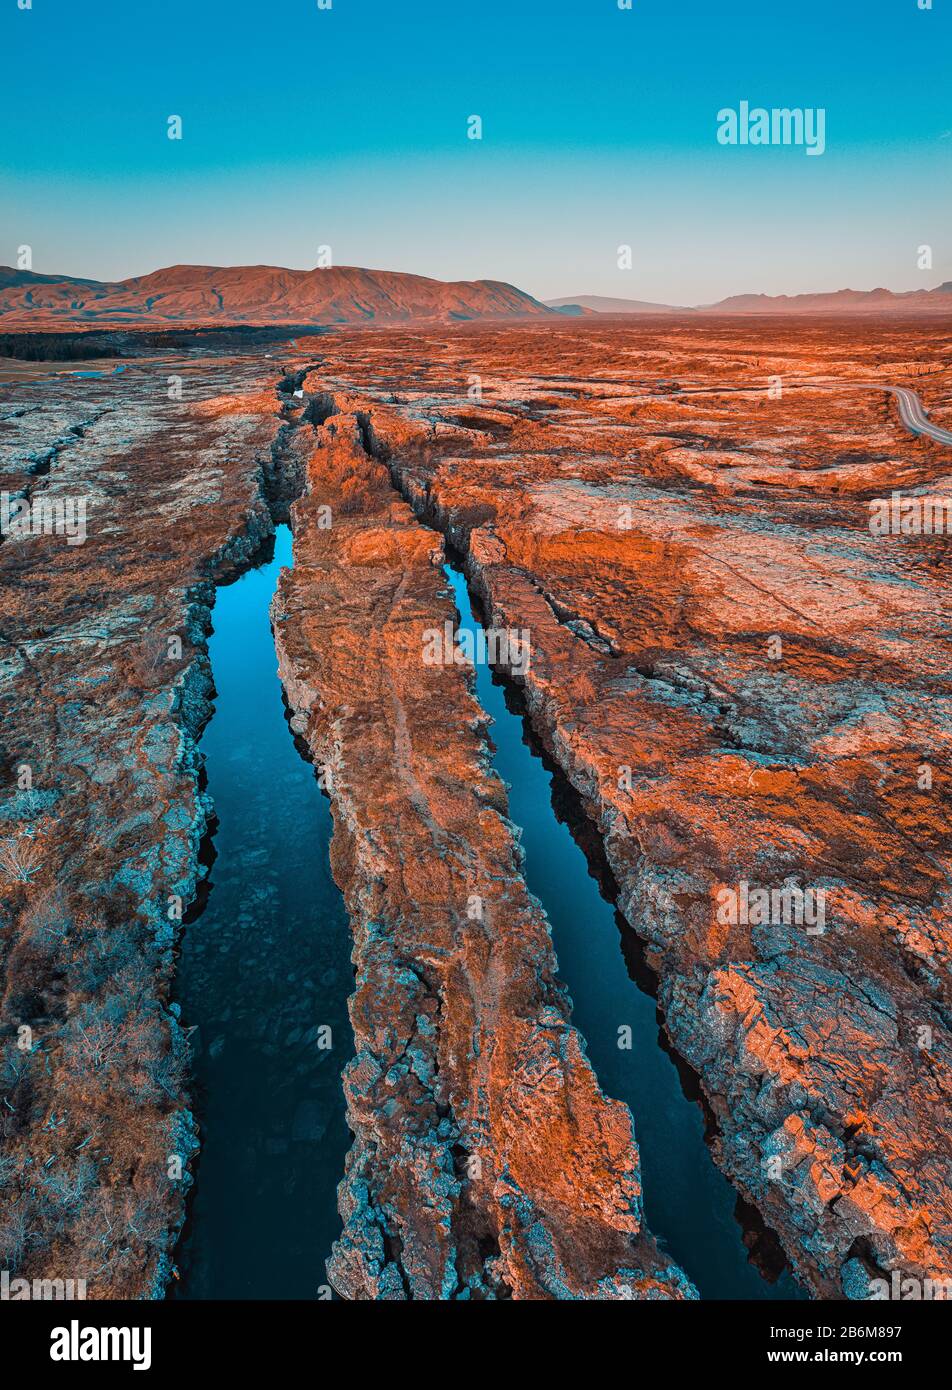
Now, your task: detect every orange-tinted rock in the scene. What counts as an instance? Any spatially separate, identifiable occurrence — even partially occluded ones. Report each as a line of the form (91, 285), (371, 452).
(4, 309), (950, 1302)
(0, 345), (694, 1301)
(271, 406), (694, 1299)
(285, 314), (952, 1297)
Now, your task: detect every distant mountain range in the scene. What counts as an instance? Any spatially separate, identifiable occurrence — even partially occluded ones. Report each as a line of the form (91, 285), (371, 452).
(547, 295), (686, 315)
(0, 263), (549, 328)
(548, 285), (952, 316)
(3, 264), (952, 330)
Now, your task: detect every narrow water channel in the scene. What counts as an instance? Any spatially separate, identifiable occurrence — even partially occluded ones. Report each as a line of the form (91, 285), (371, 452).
(173, 525), (353, 1299)
(443, 560), (803, 1301)
(169, 516), (802, 1300)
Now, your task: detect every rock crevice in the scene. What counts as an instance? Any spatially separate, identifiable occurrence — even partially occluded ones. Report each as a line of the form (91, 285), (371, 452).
(270, 399), (695, 1300)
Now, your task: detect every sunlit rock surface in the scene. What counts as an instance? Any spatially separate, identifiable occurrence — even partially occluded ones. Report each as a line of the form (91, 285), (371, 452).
(288, 315), (952, 1298)
(2, 314), (949, 1299)
(0, 343), (694, 1300)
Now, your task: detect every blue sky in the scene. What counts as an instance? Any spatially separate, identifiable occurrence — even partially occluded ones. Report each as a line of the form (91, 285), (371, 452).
(2, 0), (950, 302)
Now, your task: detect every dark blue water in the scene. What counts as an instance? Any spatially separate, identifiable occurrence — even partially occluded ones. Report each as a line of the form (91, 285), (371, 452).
(174, 525), (353, 1299)
(444, 561), (803, 1301)
(169, 516), (801, 1300)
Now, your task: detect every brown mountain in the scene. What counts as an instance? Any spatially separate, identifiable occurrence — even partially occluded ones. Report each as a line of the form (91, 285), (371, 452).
(0, 263), (551, 328)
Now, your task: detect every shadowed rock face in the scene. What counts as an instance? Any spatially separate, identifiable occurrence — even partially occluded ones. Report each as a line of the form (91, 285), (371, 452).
(0, 346), (693, 1301)
(284, 315), (952, 1299)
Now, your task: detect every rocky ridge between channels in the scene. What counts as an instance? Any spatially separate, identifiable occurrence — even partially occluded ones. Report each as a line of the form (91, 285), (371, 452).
(269, 390), (696, 1300)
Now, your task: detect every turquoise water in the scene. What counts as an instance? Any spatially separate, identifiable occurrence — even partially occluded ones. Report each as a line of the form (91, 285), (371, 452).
(173, 525), (353, 1299)
(443, 561), (803, 1301)
(67, 365), (127, 378)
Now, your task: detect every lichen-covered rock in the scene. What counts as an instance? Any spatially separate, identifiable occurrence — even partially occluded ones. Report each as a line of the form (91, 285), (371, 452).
(0, 356), (286, 1296)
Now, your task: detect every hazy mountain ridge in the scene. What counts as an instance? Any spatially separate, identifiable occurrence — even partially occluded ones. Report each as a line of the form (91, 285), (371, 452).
(546, 294), (691, 315)
(5, 264), (952, 328)
(548, 284), (952, 315)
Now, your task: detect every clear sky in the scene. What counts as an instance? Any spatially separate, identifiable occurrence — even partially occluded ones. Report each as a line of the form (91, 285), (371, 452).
(2, 0), (950, 303)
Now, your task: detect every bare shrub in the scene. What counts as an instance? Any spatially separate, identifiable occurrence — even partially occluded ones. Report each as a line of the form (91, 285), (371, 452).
(0, 834), (43, 884)
(21, 885), (70, 951)
(0, 1198), (35, 1270)
(336, 472), (374, 515)
(38, 1156), (97, 1230)
(63, 993), (181, 1107)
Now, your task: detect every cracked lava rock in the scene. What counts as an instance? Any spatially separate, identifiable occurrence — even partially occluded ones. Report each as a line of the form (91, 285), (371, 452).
(1, 312), (950, 1301)
(284, 314), (952, 1300)
(0, 343), (693, 1301)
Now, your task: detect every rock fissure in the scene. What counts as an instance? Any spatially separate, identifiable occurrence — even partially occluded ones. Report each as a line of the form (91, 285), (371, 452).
(267, 380), (696, 1300)
(287, 351), (949, 1301)
(0, 355), (300, 1295)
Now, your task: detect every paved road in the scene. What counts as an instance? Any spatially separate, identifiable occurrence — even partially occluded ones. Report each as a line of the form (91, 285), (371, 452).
(883, 384), (952, 447)
(647, 378), (952, 448)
